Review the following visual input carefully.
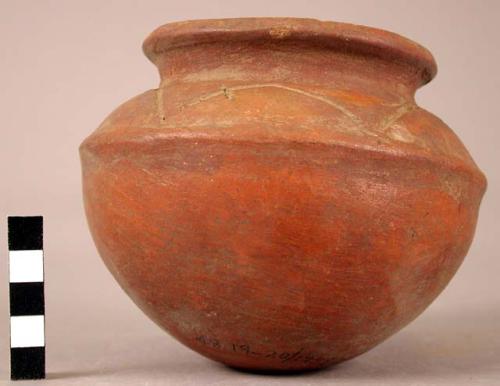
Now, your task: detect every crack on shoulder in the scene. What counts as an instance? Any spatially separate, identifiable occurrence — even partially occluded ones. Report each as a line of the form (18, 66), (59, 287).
(378, 102), (417, 132)
(184, 83), (362, 124)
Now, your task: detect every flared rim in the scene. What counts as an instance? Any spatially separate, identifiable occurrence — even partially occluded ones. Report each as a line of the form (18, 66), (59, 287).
(142, 18), (437, 85)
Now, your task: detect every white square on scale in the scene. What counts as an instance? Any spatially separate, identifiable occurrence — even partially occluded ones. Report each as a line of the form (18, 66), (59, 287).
(9, 250), (44, 283)
(10, 315), (45, 348)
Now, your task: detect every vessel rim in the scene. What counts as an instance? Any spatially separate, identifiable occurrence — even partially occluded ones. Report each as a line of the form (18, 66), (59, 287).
(142, 17), (437, 85)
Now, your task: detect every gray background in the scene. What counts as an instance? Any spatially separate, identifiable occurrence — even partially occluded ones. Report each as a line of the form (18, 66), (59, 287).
(0, 0), (499, 385)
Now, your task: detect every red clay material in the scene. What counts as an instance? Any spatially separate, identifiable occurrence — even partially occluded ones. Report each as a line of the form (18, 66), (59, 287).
(80, 18), (487, 371)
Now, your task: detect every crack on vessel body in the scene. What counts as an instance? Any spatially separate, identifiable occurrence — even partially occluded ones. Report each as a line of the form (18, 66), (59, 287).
(184, 83), (362, 124)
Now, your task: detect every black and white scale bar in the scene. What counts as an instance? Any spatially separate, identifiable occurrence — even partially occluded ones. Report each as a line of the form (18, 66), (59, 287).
(8, 216), (45, 380)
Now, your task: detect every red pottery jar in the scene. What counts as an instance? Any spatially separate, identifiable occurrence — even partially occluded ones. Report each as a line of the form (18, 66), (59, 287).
(80, 18), (486, 371)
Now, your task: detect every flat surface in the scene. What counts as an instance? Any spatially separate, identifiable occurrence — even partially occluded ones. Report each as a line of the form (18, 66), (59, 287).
(9, 316), (45, 349)
(0, 1), (499, 385)
(9, 251), (44, 283)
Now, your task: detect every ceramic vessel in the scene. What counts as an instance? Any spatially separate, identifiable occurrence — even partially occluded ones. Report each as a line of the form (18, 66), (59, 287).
(80, 18), (486, 371)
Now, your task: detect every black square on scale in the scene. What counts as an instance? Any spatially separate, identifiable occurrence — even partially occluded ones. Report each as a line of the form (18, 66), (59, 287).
(8, 216), (43, 251)
(10, 347), (45, 380)
(10, 282), (45, 316)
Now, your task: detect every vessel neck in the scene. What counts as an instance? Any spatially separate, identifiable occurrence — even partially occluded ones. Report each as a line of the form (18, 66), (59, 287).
(152, 40), (427, 102)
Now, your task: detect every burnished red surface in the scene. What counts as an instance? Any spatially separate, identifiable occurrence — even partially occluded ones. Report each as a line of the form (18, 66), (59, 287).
(80, 18), (486, 371)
